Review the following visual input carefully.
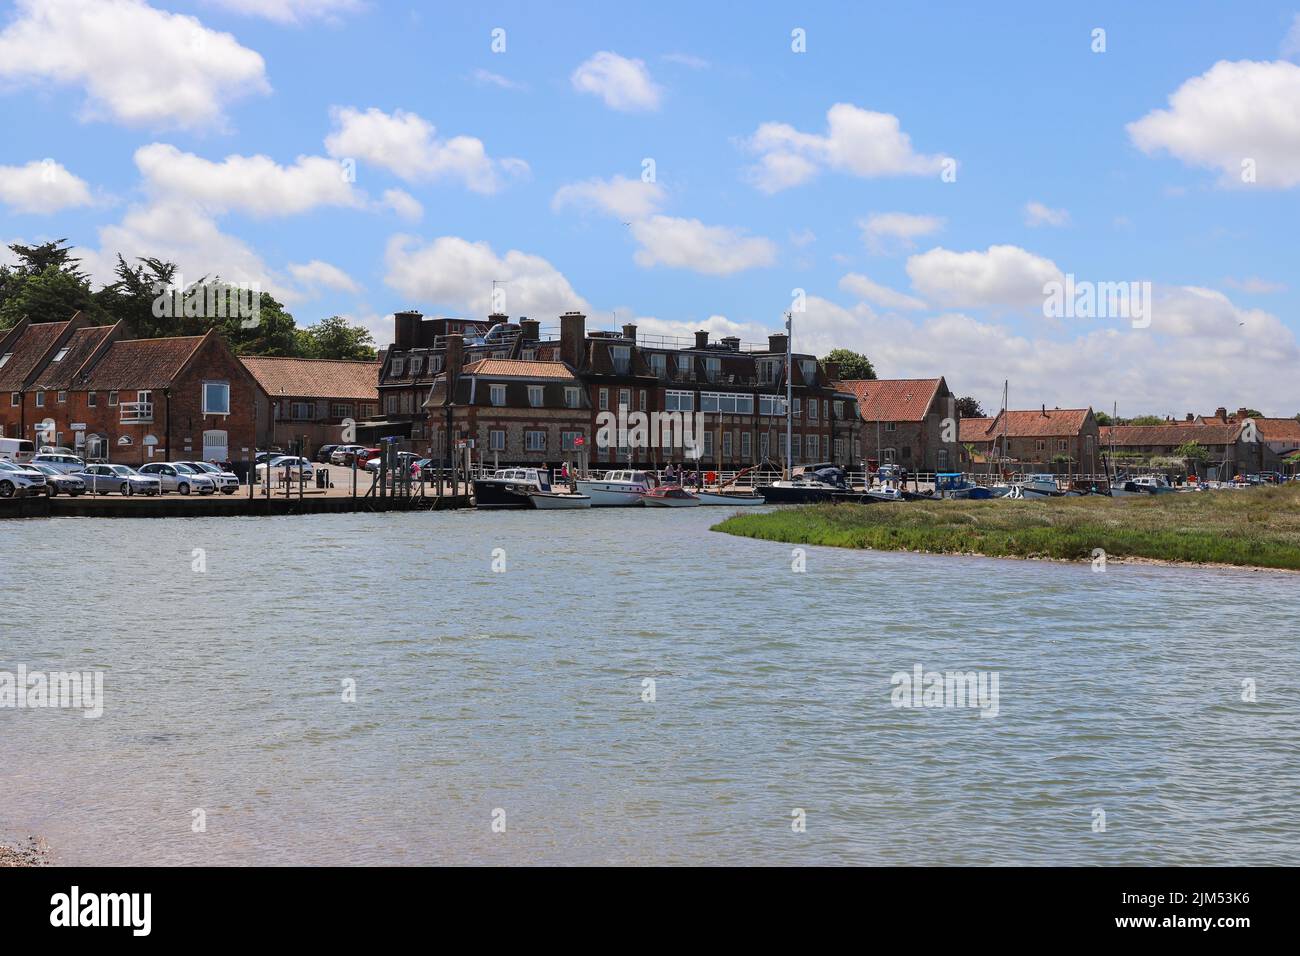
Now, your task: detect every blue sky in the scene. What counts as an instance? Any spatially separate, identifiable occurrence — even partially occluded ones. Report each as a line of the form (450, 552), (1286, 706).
(1, 0), (1297, 415)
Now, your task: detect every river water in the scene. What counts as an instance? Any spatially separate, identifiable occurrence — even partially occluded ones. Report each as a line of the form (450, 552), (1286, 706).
(1, 508), (1297, 865)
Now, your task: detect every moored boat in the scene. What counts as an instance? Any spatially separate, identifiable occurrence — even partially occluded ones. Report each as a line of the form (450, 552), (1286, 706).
(575, 469), (656, 506)
(694, 489), (766, 506)
(641, 485), (701, 507)
(528, 489), (592, 509)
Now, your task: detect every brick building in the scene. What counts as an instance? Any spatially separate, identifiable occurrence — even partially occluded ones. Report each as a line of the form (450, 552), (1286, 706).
(841, 377), (958, 472)
(962, 406), (1102, 473)
(241, 355), (379, 456)
(0, 313), (266, 466)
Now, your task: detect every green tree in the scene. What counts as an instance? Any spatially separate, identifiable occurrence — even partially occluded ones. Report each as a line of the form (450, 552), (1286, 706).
(0, 239), (103, 328)
(955, 396), (985, 418)
(222, 291), (300, 356)
(1094, 411), (1114, 426)
(822, 348), (876, 380)
(1128, 415), (1167, 426)
(1239, 408), (1264, 419)
(93, 255), (179, 338)
(297, 314), (377, 360)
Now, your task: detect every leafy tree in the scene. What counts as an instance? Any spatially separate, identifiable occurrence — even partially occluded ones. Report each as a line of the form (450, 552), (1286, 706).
(1128, 415), (1167, 426)
(0, 239), (103, 328)
(822, 348), (875, 380)
(223, 292), (300, 356)
(955, 396), (985, 418)
(1175, 441), (1209, 462)
(1094, 411), (1114, 426)
(94, 255), (179, 338)
(297, 314), (377, 360)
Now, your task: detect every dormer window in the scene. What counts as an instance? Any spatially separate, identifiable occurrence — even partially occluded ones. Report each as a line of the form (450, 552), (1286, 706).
(610, 346), (631, 374)
(390, 358), (405, 377)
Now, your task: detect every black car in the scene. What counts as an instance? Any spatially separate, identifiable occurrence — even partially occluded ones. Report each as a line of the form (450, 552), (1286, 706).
(316, 444), (341, 464)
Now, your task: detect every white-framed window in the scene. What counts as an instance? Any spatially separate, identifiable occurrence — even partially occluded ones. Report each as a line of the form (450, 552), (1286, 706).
(703, 357), (721, 381)
(291, 401), (312, 420)
(792, 435), (802, 460)
(676, 354), (693, 377)
(35, 390), (45, 407)
(490, 384), (506, 406)
(599, 388), (608, 410)
(610, 346), (631, 374)
(332, 403), (352, 418)
(639, 389), (647, 411)
(757, 358), (780, 385)
(618, 388), (631, 410)
(10, 392), (19, 407)
(561, 431), (583, 451)
(823, 400), (829, 420)
(702, 431), (713, 458)
(386, 395), (398, 414)
(108, 391), (118, 407)
(937, 449), (949, 468)
(722, 431), (733, 458)
(807, 435), (818, 459)
(760, 433), (770, 459)
(564, 387), (581, 408)
(665, 390), (693, 412)
(57, 390), (67, 404)
(409, 356), (423, 375)
(741, 432), (752, 460)
(793, 398), (801, 417)
(390, 358), (404, 376)
(1035, 439), (1046, 452)
(700, 392), (754, 415)
(525, 430), (546, 452)
(808, 400), (818, 420)
(522, 349), (536, 361)
(52, 347), (70, 363)
(885, 422), (897, 432)
(0, 352), (12, 368)
(800, 359), (816, 382)
(489, 429), (505, 451)
(883, 448), (897, 463)
(649, 353), (666, 377)
(834, 401), (844, 420)
(88, 392), (97, 407)
(1057, 439), (1068, 451)
(759, 395), (786, 417)
(528, 385), (544, 408)
(203, 382), (230, 415)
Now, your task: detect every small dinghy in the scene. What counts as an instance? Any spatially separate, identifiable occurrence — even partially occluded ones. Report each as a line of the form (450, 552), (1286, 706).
(641, 485), (701, 507)
(694, 489), (765, 506)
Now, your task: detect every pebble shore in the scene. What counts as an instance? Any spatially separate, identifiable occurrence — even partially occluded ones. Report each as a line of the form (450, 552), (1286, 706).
(0, 837), (49, 867)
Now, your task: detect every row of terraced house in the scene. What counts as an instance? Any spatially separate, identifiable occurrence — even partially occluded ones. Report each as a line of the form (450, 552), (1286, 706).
(4, 308), (1297, 475)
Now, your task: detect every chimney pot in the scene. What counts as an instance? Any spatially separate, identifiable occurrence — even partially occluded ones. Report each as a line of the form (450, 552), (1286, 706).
(622, 323), (638, 341)
(767, 332), (788, 354)
(560, 311), (587, 368)
(694, 329), (709, 349)
(520, 318), (540, 341)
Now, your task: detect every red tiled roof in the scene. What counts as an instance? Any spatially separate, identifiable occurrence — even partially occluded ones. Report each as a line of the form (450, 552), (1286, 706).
(842, 378), (942, 422)
(82, 336), (205, 390)
(463, 358), (578, 380)
(0, 320), (69, 391)
(32, 324), (115, 390)
(241, 355), (379, 401)
(959, 417), (994, 441)
(1100, 423), (1241, 446)
(1254, 418), (1300, 442)
(987, 408), (1092, 438)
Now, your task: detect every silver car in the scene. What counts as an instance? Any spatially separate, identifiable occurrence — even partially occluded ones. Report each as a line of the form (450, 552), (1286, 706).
(26, 462), (86, 496)
(175, 460), (240, 494)
(78, 464), (163, 496)
(30, 452), (86, 474)
(138, 462), (216, 495)
(0, 459), (47, 497)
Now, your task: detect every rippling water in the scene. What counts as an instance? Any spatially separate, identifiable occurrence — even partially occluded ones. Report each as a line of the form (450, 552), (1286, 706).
(1, 508), (1297, 865)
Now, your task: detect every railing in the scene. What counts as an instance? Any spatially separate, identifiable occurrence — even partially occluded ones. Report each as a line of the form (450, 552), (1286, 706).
(119, 401), (153, 423)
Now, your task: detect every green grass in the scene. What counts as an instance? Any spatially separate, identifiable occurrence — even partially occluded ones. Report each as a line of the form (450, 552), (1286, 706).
(712, 485), (1300, 570)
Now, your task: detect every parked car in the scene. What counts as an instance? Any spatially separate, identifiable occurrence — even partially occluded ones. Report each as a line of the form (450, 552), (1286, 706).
(255, 456), (314, 482)
(138, 462), (217, 495)
(77, 464), (162, 496)
(330, 444), (366, 466)
(0, 458), (47, 497)
(26, 462), (86, 496)
(364, 451), (422, 474)
(175, 460), (240, 494)
(316, 444), (341, 464)
(30, 452), (86, 474)
(0, 437), (36, 463)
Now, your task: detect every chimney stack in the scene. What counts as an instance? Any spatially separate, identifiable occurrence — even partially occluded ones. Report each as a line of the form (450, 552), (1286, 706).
(622, 322), (638, 341)
(1215, 407), (1228, 421)
(488, 311), (508, 327)
(520, 318), (540, 341)
(1236, 407), (1251, 420)
(442, 331), (464, 406)
(767, 332), (788, 354)
(824, 361), (841, 381)
(1186, 413), (1193, 421)
(720, 335), (740, 352)
(560, 311), (586, 368)
(394, 309), (422, 350)
(694, 329), (709, 349)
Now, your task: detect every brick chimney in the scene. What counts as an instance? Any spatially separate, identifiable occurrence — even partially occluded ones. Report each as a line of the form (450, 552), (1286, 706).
(767, 332), (788, 354)
(1186, 413), (1194, 421)
(520, 318), (540, 341)
(622, 323), (638, 341)
(1215, 406), (1228, 421)
(824, 361), (841, 381)
(1236, 407), (1250, 420)
(720, 335), (741, 351)
(487, 311), (508, 328)
(694, 329), (709, 349)
(560, 311), (586, 368)
(393, 309), (422, 350)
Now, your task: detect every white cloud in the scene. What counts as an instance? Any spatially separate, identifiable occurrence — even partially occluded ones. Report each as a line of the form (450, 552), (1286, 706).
(324, 106), (528, 193)
(839, 273), (926, 311)
(551, 175), (666, 220)
(906, 244), (1064, 309)
(471, 68), (526, 91)
(288, 259), (359, 294)
(382, 188), (423, 222)
(0, 0), (268, 130)
(1283, 14), (1300, 58)
(1023, 201), (1070, 227)
(662, 52), (710, 70)
(76, 200), (298, 303)
(859, 212), (944, 254)
(570, 51), (663, 112)
(745, 103), (949, 193)
(0, 159), (93, 214)
(1223, 275), (1286, 294)
(630, 216), (776, 275)
(1127, 59), (1300, 188)
(789, 228), (816, 247)
(135, 143), (362, 216)
(384, 235), (592, 318)
(204, 0), (364, 24)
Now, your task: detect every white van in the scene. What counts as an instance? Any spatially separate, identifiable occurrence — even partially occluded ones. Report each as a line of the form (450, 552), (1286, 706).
(0, 437), (36, 463)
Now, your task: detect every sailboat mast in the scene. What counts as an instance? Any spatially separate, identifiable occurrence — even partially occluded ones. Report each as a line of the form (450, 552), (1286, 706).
(785, 311), (793, 480)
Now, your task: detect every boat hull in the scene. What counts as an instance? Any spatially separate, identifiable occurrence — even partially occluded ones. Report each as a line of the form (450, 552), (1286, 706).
(529, 492), (592, 509)
(574, 480), (646, 506)
(694, 491), (766, 506)
(757, 484), (840, 504)
(641, 495), (700, 507)
(472, 479), (531, 509)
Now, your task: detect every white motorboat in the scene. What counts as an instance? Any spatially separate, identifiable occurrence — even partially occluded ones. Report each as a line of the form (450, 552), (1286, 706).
(1111, 475), (1176, 496)
(474, 467), (588, 509)
(862, 486), (904, 502)
(1014, 473), (1062, 496)
(528, 488), (591, 509)
(575, 469), (657, 506)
